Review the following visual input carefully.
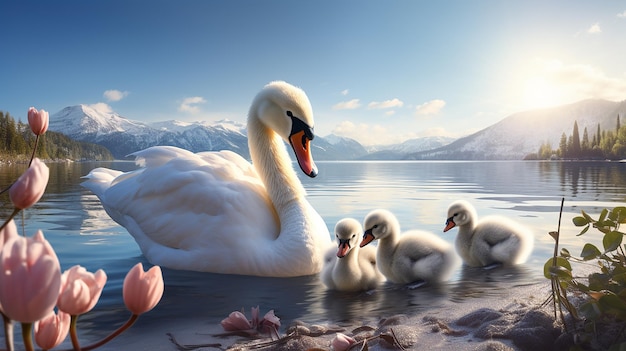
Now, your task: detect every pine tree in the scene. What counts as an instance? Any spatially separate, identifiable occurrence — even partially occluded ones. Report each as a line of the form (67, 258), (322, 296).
(581, 127), (590, 157)
(571, 121), (581, 158)
(558, 133), (567, 158)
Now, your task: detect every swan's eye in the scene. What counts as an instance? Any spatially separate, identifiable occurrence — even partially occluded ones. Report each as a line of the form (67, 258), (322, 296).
(373, 225), (378, 229)
(288, 113), (315, 146)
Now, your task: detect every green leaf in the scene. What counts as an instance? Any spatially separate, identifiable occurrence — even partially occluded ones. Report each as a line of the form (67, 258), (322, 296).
(579, 300), (602, 320)
(615, 207), (626, 224)
(581, 243), (602, 260)
(599, 208), (609, 223)
(599, 293), (626, 319)
(543, 257), (572, 279)
(577, 225), (590, 236)
(603, 231), (624, 252)
(573, 216), (590, 227)
(582, 210), (594, 222)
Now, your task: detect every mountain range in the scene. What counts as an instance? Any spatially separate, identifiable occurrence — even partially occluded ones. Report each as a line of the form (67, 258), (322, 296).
(409, 99), (626, 160)
(48, 99), (626, 160)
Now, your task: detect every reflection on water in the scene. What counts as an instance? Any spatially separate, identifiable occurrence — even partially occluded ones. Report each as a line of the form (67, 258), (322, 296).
(1, 160), (626, 339)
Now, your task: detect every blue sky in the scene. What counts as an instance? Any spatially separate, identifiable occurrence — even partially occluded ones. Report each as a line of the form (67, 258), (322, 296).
(2, 1), (625, 146)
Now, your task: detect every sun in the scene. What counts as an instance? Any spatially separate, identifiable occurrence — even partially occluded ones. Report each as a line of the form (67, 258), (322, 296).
(522, 76), (566, 110)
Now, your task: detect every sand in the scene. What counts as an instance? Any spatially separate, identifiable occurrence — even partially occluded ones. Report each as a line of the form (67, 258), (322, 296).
(89, 281), (575, 351)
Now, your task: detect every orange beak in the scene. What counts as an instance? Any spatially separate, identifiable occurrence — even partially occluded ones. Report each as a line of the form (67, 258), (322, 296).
(444, 217), (456, 232)
(360, 230), (375, 247)
(289, 130), (318, 178)
(337, 240), (351, 258)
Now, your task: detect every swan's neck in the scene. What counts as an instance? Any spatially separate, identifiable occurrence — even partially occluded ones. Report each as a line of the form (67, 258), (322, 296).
(376, 226), (399, 277)
(247, 117), (305, 210)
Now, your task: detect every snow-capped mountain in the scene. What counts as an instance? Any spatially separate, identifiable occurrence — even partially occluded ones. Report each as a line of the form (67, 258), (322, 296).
(49, 105), (249, 159)
(48, 105), (367, 160)
(409, 99), (626, 160)
(360, 136), (455, 160)
(49, 99), (626, 161)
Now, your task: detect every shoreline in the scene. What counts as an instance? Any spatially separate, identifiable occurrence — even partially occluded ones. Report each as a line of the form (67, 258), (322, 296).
(90, 281), (567, 351)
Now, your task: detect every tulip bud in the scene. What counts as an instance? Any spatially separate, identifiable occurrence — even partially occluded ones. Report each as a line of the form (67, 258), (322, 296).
(27, 107), (49, 136)
(34, 310), (70, 350)
(123, 263), (164, 315)
(9, 158), (49, 210)
(0, 231), (61, 323)
(57, 265), (107, 316)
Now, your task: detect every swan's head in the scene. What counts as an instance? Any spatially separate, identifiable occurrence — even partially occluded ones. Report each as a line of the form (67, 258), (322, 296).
(444, 200), (476, 232)
(252, 81), (318, 178)
(360, 209), (396, 247)
(334, 218), (363, 258)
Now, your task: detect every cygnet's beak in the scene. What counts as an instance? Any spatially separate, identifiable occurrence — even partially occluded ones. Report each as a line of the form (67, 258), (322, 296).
(444, 217), (456, 232)
(360, 229), (375, 247)
(336, 239), (351, 258)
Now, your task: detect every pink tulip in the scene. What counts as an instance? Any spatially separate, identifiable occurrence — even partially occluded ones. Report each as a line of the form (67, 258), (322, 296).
(258, 309), (281, 334)
(27, 107), (49, 136)
(332, 332), (357, 351)
(34, 310), (70, 350)
(9, 158), (49, 210)
(122, 263), (164, 315)
(0, 219), (18, 248)
(221, 311), (253, 331)
(0, 219), (18, 314)
(57, 265), (107, 316)
(0, 231), (61, 323)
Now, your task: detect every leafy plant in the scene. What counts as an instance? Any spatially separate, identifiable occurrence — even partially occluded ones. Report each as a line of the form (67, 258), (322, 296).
(545, 200), (626, 350)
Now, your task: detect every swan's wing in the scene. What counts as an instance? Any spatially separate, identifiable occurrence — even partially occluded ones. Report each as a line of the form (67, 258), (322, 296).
(86, 147), (278, 252)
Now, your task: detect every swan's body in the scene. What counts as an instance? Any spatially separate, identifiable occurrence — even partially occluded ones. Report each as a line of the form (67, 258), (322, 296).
(360, 209), (459, 285)
(444, 200), (534, 267)
(82, 81), (332, 277)
(321, 218), (384, 292)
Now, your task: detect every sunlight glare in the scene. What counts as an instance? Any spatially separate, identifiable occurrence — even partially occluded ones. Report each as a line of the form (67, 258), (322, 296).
(522, 76), (565, 109)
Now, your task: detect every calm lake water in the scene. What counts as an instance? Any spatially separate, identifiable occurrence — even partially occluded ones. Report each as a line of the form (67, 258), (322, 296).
(1, 160), (626, 345)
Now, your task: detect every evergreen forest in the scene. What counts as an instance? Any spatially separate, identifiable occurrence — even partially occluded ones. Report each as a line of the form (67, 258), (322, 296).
(0, 111), (113, 162)
(527, 115), (626, 161)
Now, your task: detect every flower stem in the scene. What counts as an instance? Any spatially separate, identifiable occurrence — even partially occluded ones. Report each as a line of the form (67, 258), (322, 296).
(80, 314), (138, 351)
(0, 208), (21, 233)
(70, 315), (81, 351)
(29, 134), (40, 168)
(2, 312), (14, 351)
(21, 322), (34, 351)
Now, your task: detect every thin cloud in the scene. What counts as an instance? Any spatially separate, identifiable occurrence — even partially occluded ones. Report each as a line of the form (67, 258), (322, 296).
(331, 120), (390, 143)
(415, 99), (446, 116)
(88, 102), (114, 114)
(341, 89), (349, 96)
(535, 58), (626, 102)
(587, 23), (601, 34)
(103, 89), (129, 102)
(179, 96), (207, 114)
(618, 10), (626, 18)
(332, 99), (361, 110)
(368, 98), (404, 109)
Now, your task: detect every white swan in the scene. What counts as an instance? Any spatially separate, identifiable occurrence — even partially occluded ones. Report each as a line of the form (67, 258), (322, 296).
(360, 209), (459, 285)
(82, 81), (332, 277)
(443, 200), (534, 267)
(321, 218), (384, 292)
